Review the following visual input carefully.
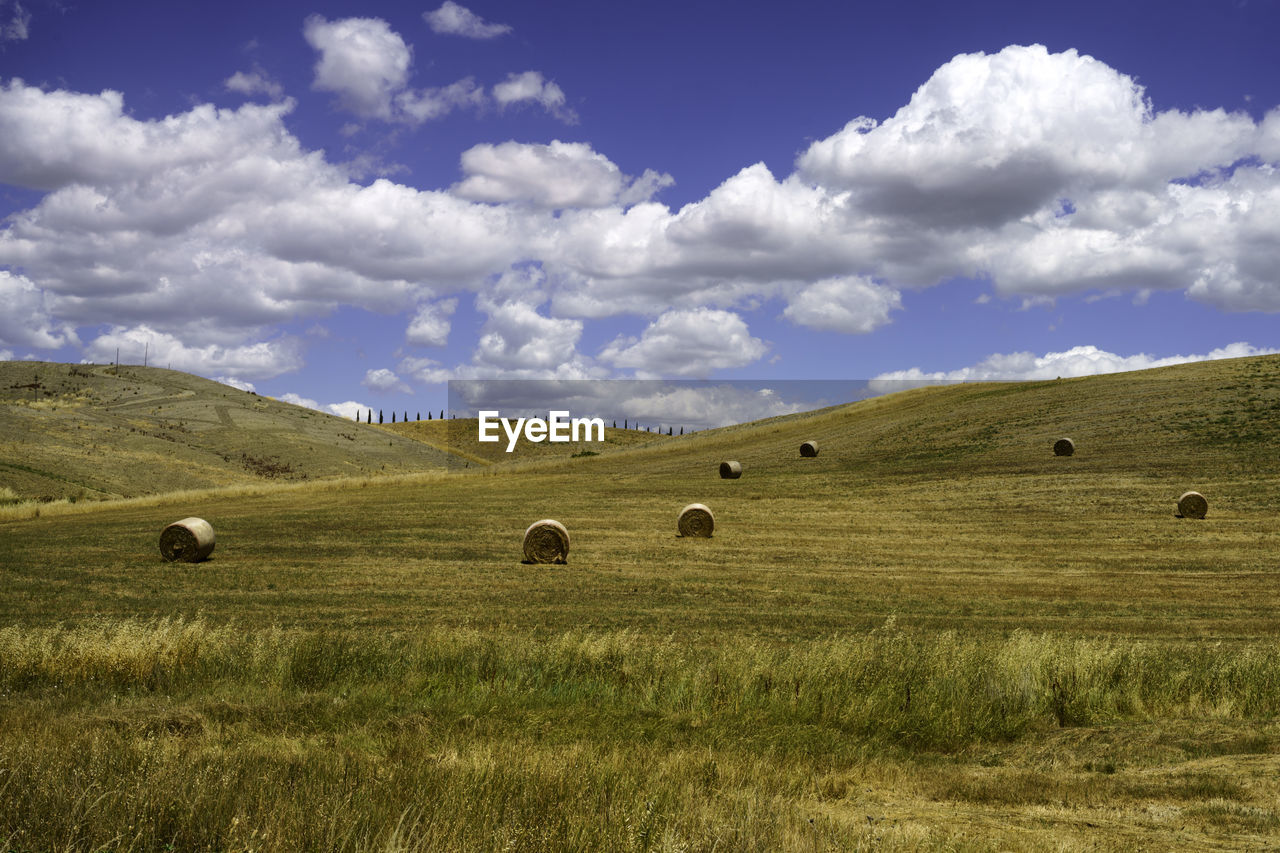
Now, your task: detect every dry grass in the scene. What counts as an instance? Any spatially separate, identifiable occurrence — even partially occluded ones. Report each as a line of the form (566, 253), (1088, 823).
(0, 361), (450, 502)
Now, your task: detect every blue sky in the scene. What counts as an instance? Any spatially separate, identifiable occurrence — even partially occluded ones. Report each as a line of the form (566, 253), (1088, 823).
(1, 0), (1278, 422)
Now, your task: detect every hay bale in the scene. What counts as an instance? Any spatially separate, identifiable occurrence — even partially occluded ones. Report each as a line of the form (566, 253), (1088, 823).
(1177, 491), (1208, 519)
(678, 503), (714, 538)
(719, 461), (742, 479)
(800, 440), (819, 458)
(159, 517), (215, 562)
(1053, 438), (1075, 457)
(523, 519), (569, 564)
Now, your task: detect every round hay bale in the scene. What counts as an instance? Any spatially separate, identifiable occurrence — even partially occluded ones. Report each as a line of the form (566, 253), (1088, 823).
(800, 440), (819, 458)
(677, 503), (714, 538)
(523, 519), (569, 564)
(719, 461), (742, 479)
(1053, 438), (1075, 457)
(159, 517), (215, 563)
(1177, 491), (1208, 519)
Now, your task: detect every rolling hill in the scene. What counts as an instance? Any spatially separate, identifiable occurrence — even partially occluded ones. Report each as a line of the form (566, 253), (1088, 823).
(0, 361), (452, 501)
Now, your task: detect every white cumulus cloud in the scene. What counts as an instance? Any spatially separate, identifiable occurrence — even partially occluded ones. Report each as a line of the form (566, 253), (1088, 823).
(406, 298), (458, 347)
(600, 308), (768, 378)
(215, 376), (256, 392)
(303, 15), (412, 120)
(0, 271), (77, 349)
(424, 2), (511, 39)
(783, 276), (902, 334)
(225, 70), (284, 101)
(493, 71), (576, 123)
(453, 140), (671, 208)
(362, 367), (411, 393)
(84, 327), (302, 380)
(394, 77), (485, 123)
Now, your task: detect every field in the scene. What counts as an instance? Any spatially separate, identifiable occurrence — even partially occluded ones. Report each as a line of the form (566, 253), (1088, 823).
(2, 356), (1280, 850)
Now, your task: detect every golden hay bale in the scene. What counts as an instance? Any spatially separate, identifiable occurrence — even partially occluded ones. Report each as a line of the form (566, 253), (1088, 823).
(523, 519), (570, 564)
(1053, 438), (1075, 457)
(159, 517), (215, 562)
(719, 461), (742, 479)
(678, 503), (714, 538)
(800, 440), (819, 457)
(1177, 491), (1208, 519)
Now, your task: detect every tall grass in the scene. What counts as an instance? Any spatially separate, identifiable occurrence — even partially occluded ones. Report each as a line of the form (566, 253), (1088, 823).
(4, 617), (1277, 744)
(3, 622), (1279, 849)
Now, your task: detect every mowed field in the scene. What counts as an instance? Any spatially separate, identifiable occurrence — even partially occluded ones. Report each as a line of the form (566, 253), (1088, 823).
(2, 356), (1280, 850)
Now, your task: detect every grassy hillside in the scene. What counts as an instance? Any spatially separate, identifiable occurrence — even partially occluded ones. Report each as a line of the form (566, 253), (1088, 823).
(2, 354), (1279, 850)
(0, 361), (452, 501)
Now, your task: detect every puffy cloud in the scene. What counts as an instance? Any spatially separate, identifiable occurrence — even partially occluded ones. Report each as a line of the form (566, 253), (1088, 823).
(278, 393), (370, 421)
(0, 81), (531, 339)
(215, 376), (256, 392)
(84, 327), (302, 380)
(453, 141), (672, 208)
(325, 400), (369, 420)
(406, 298), (457, 347)
(473, 293), (585, 374)
(493, 71), (576, 123)
(394, 77), (485, 123)
(0, 271), (77, 349)
(873, 342), (1280, 384)
(0, 349), (14, 361)
(303, 15), (487, 125)
(303, 15), (412, 120)
(399, 267), (603, 381)
(783, 276), (901, 334)
(225, 70), (284, 101)
(424, 2), (511, 39)
(278, 392), (320, 409)
(0, 80), (298, 191)
(546, 165), (856, 317)
(542, 45), (1280, 315)
(797, 45), (1255, 226)
(362, 367), (411, 393)
(397, 356), (451, 385)
(600, 308), (768, 378)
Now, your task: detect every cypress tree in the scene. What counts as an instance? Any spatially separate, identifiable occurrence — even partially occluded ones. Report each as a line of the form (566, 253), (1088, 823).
(428, 411), (432, 420)
(367, 410), (371, 424)
(379, 410), (383, 424)
(391, 411), (396, 423)
(416, 412), (420, 421)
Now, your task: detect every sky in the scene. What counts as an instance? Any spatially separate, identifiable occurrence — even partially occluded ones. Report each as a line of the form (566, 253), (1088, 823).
(1, 0), (1278, 424)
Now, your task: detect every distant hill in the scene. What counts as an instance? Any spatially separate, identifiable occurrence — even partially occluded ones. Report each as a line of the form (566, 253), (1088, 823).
(0, 362), (452, 501)
(556, 353), (1280, 484)
(5, 354), (1279, 504)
